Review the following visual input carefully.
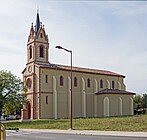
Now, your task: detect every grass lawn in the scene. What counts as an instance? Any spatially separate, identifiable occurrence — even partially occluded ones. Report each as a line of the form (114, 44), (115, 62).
(4, 115), (147, 132)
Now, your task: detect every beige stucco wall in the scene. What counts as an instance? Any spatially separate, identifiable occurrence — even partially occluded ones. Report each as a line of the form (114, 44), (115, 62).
(41, 93), (53, 119)
(23, 64), (133, 119)
(86, 94), (94, 117)
(97, 94), (134, 117)
(73, 92), (82, 118)
(35, 67), (132, 119)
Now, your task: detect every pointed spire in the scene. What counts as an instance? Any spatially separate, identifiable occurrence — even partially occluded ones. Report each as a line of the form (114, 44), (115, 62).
(35, 10), (40, 34)
(31, 22), (33, 28)
(30, 22), (34, 35)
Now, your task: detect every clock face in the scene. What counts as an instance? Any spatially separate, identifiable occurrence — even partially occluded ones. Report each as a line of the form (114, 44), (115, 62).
(28, 66), (32, 73)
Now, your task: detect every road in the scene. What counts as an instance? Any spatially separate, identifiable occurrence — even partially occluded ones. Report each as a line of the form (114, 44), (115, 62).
(7, 130), (147, 140)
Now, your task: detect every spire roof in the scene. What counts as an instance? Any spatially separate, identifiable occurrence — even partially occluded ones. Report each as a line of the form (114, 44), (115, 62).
(35, 11), (40, 33)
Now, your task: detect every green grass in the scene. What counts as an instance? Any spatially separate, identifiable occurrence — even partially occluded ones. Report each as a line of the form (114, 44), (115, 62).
(5, 115), (147, 132)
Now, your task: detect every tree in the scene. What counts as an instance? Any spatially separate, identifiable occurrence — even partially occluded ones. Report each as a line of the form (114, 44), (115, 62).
(0, 70), (25, 116)
(3, 91), (24, 115)
(133, 95), (142, 111)
(141, 93), (147, 114)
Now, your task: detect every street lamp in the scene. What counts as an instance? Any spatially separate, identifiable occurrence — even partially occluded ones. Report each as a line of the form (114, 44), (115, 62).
(55, 46), (73, 130)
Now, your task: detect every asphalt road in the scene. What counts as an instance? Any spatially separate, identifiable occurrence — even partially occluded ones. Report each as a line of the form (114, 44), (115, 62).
(7, 130), (147, 140)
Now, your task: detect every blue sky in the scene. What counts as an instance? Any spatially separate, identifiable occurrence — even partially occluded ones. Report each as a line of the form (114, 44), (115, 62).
(0, 0), (147, 94)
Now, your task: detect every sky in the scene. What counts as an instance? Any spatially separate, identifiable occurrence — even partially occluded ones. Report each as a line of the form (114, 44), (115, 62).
(0, 0), (147, 94)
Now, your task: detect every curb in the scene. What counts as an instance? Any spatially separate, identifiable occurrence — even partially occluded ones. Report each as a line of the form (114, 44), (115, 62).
(18, 129), (147, 138)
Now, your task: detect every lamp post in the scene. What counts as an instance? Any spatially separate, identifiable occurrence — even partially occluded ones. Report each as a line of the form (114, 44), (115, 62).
(55, 46), (73, 130)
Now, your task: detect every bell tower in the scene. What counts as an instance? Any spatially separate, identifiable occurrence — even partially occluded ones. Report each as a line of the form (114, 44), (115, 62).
(27, 11), (49, 64)
(21, 11), (50, 120)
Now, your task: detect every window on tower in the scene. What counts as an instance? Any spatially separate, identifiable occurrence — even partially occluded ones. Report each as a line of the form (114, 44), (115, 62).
(40, 45), (44, 57)
(45, 75), (48, 83)
(40, 33), (43, 38)
(46, 96), (48, 104)
(29, 46), (32, 59)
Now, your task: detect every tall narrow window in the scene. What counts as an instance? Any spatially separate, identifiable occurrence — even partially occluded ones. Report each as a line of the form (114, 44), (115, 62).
(104, 97), (109, 117)
(87, 78), (90, 87)
(45, 75), (48, 83)
(60, 76), (63, 86)
(40, 45), (44, 57)
(29, 46), (32, 59)
(112, 81), (115, 89)
(46, 96), (48, 104)
(74, 77), (77, 87)
(100, 79), (103, 88)
(40, 33), (43, 38)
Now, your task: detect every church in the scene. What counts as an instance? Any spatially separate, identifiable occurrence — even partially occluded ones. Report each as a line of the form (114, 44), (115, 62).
(21, 12), (135, 120)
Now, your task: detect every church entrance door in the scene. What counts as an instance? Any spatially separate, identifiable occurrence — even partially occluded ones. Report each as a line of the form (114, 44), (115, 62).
(27, 101), (31, 119)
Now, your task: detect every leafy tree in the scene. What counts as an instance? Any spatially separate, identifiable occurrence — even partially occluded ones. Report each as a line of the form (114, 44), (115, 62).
(0, 70), (25, 116)
(141, 94), (147, 112)
(133, 95), (142, 111)
(3, 93), (24, 115)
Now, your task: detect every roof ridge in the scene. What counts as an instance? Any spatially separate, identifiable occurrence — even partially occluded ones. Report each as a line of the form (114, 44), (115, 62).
(95, 88), (136, 95)
(56, 64), (124, 77)
(37, 63), (125, 78)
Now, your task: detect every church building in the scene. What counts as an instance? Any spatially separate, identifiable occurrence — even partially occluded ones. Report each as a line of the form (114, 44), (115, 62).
(21, 12), (135, 120)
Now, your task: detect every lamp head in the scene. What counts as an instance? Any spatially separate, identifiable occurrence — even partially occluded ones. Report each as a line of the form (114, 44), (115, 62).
(55, 46), (63, 49)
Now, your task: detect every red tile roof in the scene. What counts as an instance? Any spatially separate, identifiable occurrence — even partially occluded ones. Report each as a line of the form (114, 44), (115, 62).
(56, 64), (125, 77)
(95, 88), (135, 95)
(37, 62), (125, 78)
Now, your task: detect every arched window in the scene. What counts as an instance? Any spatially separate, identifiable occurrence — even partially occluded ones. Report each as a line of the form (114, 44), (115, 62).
(104, 97), (109, 117)
(87, 78), (90, 87)
(100, 79), (103, 88)
(39, 45), (44, 57)
(26, 78), (32, 89)
(40, 33), (43, 38)
(29, 46), (32, 59)
(74, 77), (77, 87)
(60, 76), (63, 86)
(112, 81), (115, 89)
